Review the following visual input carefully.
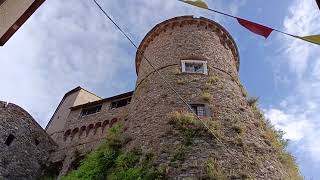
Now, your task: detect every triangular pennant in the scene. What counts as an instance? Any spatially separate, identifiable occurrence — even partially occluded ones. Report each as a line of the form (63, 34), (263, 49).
(180, 0), (208, 9)
(300, 35), (320, 45)
(237, 18), (274, 39)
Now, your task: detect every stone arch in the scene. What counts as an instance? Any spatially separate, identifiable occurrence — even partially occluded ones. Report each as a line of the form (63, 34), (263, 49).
(94, 122), (102, 135)
(102, 120), (109, 133)
(86, 124), (94, 137)
(110, 118), (117, 128)
(79, 126), (86, 138)
(71, 128), (79, 140)
(64, 129), (71, 141)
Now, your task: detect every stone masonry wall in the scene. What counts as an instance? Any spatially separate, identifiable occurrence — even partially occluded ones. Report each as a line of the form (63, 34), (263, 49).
(51, 100), (130, 178)
(126, 16), (291, 179)
(0, 101), (57, 180)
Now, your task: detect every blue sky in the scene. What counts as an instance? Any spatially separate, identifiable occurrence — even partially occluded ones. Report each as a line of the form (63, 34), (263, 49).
(0, 0), (319, 178)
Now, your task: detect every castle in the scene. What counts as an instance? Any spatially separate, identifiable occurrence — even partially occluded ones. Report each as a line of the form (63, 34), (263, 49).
(0, 16), (299, 179)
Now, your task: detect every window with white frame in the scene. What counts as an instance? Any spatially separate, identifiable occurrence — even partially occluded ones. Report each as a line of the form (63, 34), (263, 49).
(181, 60), (208, 75)
(190, 104), (206, 117)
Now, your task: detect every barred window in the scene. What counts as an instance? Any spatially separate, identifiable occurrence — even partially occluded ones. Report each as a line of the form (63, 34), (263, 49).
(190, 104), (206, 117)
(181, 60), (208, 75)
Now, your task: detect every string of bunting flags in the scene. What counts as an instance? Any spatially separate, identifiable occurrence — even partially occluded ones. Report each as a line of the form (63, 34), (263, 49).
(179, 0), (320, 46)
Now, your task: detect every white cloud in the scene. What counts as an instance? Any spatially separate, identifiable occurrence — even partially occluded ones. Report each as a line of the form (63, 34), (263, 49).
(0, 0), (244, 127)
(264, 108), (312, 141)
(266, 0), (320, 164)
(282, 0), (320, 77)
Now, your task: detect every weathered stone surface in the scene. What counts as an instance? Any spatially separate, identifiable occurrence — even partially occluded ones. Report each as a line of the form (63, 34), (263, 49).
(126, 16), (290, 179)
(0, 16), (297, 180)
(0, 101), (57, 180)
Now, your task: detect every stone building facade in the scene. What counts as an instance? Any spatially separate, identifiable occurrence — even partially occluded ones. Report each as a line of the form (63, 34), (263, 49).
(126, 16), (292, 179)
(0, 16), (299, 179)
(0, 101), (57, 180)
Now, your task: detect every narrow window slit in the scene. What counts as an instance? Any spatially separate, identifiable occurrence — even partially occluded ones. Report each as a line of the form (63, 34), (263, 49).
(5, 134), (15, 146)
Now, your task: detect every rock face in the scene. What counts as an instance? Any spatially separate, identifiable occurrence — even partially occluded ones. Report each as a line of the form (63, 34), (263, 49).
(0, 101), (57, 180)
(126, 16), (290, 179)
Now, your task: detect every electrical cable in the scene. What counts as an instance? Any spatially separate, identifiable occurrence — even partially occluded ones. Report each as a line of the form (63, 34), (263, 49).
(91, 0), (273, 178)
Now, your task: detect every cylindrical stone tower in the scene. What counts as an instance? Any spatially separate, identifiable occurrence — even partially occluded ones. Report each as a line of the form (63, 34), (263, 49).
(126, 16), (298, 179)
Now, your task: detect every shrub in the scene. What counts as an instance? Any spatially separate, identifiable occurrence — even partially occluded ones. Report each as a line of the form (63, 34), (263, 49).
(62, 124), (165, 180)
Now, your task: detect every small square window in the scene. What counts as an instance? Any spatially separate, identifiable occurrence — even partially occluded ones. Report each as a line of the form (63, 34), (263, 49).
(181, 60), (208, 75)
(190, 104), (206, 117)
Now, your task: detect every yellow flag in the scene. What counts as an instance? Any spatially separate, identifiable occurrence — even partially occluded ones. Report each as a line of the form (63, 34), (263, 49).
(300, 35), (320, 45)
(180, 0), (209, 9)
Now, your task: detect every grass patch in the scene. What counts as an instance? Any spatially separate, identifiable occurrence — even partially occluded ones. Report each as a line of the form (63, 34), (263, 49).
(62, 124), (165, 180)
(205, 159), (226, 180)
(202, 92), (213, 102)
(172, 145), (188, 162)
(168, 111), (202, 128)
(260, 118), (302, 179)
(208, 75), (219, 84)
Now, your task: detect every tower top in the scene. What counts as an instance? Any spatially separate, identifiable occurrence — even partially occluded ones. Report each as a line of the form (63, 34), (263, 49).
(135, 16), (240, 74)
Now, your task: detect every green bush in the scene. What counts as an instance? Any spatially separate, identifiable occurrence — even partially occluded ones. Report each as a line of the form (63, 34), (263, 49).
(62, 124), (165, 180)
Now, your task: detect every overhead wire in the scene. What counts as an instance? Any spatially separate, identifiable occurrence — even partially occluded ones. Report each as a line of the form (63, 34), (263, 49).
(178, 0), (319, 45)
(92, 0), (257, 178)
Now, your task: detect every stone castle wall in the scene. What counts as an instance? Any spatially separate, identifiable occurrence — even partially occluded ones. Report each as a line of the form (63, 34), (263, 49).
(50, 99), (130, 178)
(126, 16), (290, 179)
(0, 101), (57, 180)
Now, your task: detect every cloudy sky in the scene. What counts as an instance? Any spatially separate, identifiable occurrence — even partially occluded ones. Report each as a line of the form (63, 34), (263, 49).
(0, 0), (319, 178)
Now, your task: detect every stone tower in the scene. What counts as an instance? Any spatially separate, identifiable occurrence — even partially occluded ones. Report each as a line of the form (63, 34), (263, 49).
(126, 16), (297, 179)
